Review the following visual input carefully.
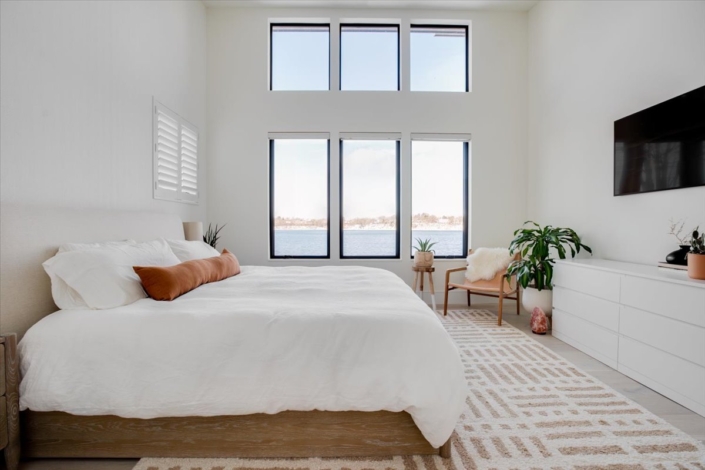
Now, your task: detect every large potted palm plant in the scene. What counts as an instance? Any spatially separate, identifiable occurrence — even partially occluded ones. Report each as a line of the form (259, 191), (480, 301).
(507, 222), (592, 314)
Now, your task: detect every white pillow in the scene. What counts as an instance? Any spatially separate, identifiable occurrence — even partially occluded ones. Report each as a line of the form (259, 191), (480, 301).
(43, 239), (180, 310)
(48, 240), (137, 309)
(57, 239), (137, 254)
(165, 239), (220, 262)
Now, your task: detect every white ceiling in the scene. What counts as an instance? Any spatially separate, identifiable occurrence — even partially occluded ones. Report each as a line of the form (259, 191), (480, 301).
(203, 0), (540, 11)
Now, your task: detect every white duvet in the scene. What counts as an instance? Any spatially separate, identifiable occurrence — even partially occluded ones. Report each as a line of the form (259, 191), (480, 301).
(19, 266), (467, 447)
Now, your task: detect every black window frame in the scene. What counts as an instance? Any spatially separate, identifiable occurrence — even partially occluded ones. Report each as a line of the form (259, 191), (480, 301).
(339, 23), (401, 92)
(410, 140), (469, 259)
(339, 139), (401, 259)
(269, 138), (331, 259)
(269, 23), (331, 91)
(409, 24), (469, 93)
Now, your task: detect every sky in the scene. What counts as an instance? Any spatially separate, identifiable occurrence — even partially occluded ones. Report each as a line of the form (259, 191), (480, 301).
(271, 25), (467, 92)
(270, 26), (468, 221)
(342, 140), (398, 218)
(272, 139), (468, 220)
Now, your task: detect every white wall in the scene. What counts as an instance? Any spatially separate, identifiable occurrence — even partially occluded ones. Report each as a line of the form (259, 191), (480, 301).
(0, 0), (207, 222)
(207, 7), (528, 301)
(528, 0), (705, 265)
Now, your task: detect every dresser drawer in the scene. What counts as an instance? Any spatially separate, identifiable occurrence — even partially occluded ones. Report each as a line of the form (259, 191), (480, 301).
(553, 263), (620, 302)
(620, 305), (705, 366)
(553, 309), (619, 368)
(619, 336), (705, 407)
(553, 286), (620, 332)
(621, 276), (705, 327)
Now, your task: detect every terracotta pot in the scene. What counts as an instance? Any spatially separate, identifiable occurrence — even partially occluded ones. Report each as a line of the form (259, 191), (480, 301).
(687, 253), (705, 280)
(413, 251), (434, 267)
(522, 287), (553, 315)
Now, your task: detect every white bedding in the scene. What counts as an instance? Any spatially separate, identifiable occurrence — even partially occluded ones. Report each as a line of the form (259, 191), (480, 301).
(19, 266), (467, 447)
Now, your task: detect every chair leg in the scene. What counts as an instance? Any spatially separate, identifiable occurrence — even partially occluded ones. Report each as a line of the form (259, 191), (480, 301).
(443, 285), (450, 316)
(516, 288), (521, 315)
(498, 291), (504, 326)
(467, 290), (471, 307)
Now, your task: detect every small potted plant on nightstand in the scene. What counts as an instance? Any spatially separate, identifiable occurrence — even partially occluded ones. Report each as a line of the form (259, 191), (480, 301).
(413, 238), (437, 268)
(203, 223), (225, 249)
(688, 229), (705, 280)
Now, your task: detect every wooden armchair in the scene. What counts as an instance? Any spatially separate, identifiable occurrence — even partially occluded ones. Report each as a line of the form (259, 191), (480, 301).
(443, 249), (521, 326)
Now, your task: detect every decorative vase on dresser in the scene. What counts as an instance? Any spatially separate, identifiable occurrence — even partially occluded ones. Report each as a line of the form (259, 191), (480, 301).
(0, 334), (20, 470)
(687, 230), (705, 280)
(552, 259), (705, 418)
(688, 253), (705, 280)
(665, 245), (690, 265)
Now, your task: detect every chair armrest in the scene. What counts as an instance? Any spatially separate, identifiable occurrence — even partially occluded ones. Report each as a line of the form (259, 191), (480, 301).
(445, 266), (467, 285)
(496, 268), (517, 291)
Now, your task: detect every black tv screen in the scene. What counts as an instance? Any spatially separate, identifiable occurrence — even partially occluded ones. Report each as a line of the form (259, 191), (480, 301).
(614, 85), (705, 196)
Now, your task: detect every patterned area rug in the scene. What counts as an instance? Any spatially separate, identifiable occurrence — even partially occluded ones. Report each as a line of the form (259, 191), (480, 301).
(134, 309), (705, 470)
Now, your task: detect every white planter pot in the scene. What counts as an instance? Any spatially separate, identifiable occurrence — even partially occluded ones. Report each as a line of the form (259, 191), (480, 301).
(522, 287), (553, 315)
(414, 251), (434, 267)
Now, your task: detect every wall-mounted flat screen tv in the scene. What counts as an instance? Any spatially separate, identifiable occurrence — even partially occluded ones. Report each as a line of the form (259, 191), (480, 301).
(614, 85), (705, 196)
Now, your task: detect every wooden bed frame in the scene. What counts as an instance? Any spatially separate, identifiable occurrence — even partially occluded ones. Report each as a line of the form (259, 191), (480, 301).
(21, 410), (451, 459)
(1, 205), (453, 462)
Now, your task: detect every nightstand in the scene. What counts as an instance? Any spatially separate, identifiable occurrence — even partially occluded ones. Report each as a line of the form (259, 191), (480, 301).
(0, 334), (19, 470)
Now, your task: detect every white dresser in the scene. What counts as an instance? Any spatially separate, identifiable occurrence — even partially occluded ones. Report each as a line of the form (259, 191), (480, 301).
(552, 259), (705, 417)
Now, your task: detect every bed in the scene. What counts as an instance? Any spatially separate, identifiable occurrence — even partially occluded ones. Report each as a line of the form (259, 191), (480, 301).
(0, 204), (466, 460)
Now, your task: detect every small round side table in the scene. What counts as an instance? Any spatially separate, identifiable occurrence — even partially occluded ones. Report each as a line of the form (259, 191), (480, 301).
(412, 266), (436, 311)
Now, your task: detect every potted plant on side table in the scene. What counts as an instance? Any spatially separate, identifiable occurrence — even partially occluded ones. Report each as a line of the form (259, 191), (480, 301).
(506, 221), (592, 315)
(688, 229), (705, 280)
(413, 238), (437, 267)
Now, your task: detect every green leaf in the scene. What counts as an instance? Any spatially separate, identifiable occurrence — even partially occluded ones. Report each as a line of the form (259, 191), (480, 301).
(507, 221), (592, 290)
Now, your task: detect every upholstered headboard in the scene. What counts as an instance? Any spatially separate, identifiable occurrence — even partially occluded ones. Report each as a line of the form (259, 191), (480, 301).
(0, 204), (185, 339)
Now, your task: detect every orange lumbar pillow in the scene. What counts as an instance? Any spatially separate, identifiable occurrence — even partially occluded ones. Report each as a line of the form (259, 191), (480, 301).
(134, 249), (241, 301)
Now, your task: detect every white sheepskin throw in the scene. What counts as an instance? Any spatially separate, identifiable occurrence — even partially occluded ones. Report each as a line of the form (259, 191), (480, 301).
(465, 248), (514, 282)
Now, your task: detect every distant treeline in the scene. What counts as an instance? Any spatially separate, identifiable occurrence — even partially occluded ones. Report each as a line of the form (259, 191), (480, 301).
(274, 214), (462, 229)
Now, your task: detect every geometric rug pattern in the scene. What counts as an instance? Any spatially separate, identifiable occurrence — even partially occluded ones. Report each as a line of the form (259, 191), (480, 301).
(134, 309), (705, 470)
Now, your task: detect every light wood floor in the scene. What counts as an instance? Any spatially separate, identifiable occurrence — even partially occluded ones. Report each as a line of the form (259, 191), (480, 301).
(17, 302), (705, 470)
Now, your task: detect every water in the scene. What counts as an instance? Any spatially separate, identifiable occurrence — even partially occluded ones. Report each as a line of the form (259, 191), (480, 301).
(273, 230), (464, 258)
(411, 230), (464, 257)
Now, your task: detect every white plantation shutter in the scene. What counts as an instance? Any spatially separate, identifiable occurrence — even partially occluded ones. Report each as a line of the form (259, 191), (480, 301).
(153, 100), (199, 204)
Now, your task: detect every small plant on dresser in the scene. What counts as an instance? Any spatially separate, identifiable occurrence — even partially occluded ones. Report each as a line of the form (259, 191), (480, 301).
(666, 218), (694, 265)
(688, 229), (705, 280)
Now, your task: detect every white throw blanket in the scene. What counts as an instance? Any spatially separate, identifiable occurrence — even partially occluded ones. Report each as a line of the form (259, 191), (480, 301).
(465, 248), (514, 282)
(19, 266), (467, 448)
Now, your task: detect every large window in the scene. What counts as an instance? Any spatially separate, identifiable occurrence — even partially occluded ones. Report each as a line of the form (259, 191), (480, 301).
(340, 137), (400, 258)
(410, 25), (468, 92)
(270, 24), (330, 90)
(411, 138), (469, 258)
(340, 24), (399, 91)
(269, 137), (330, 258)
